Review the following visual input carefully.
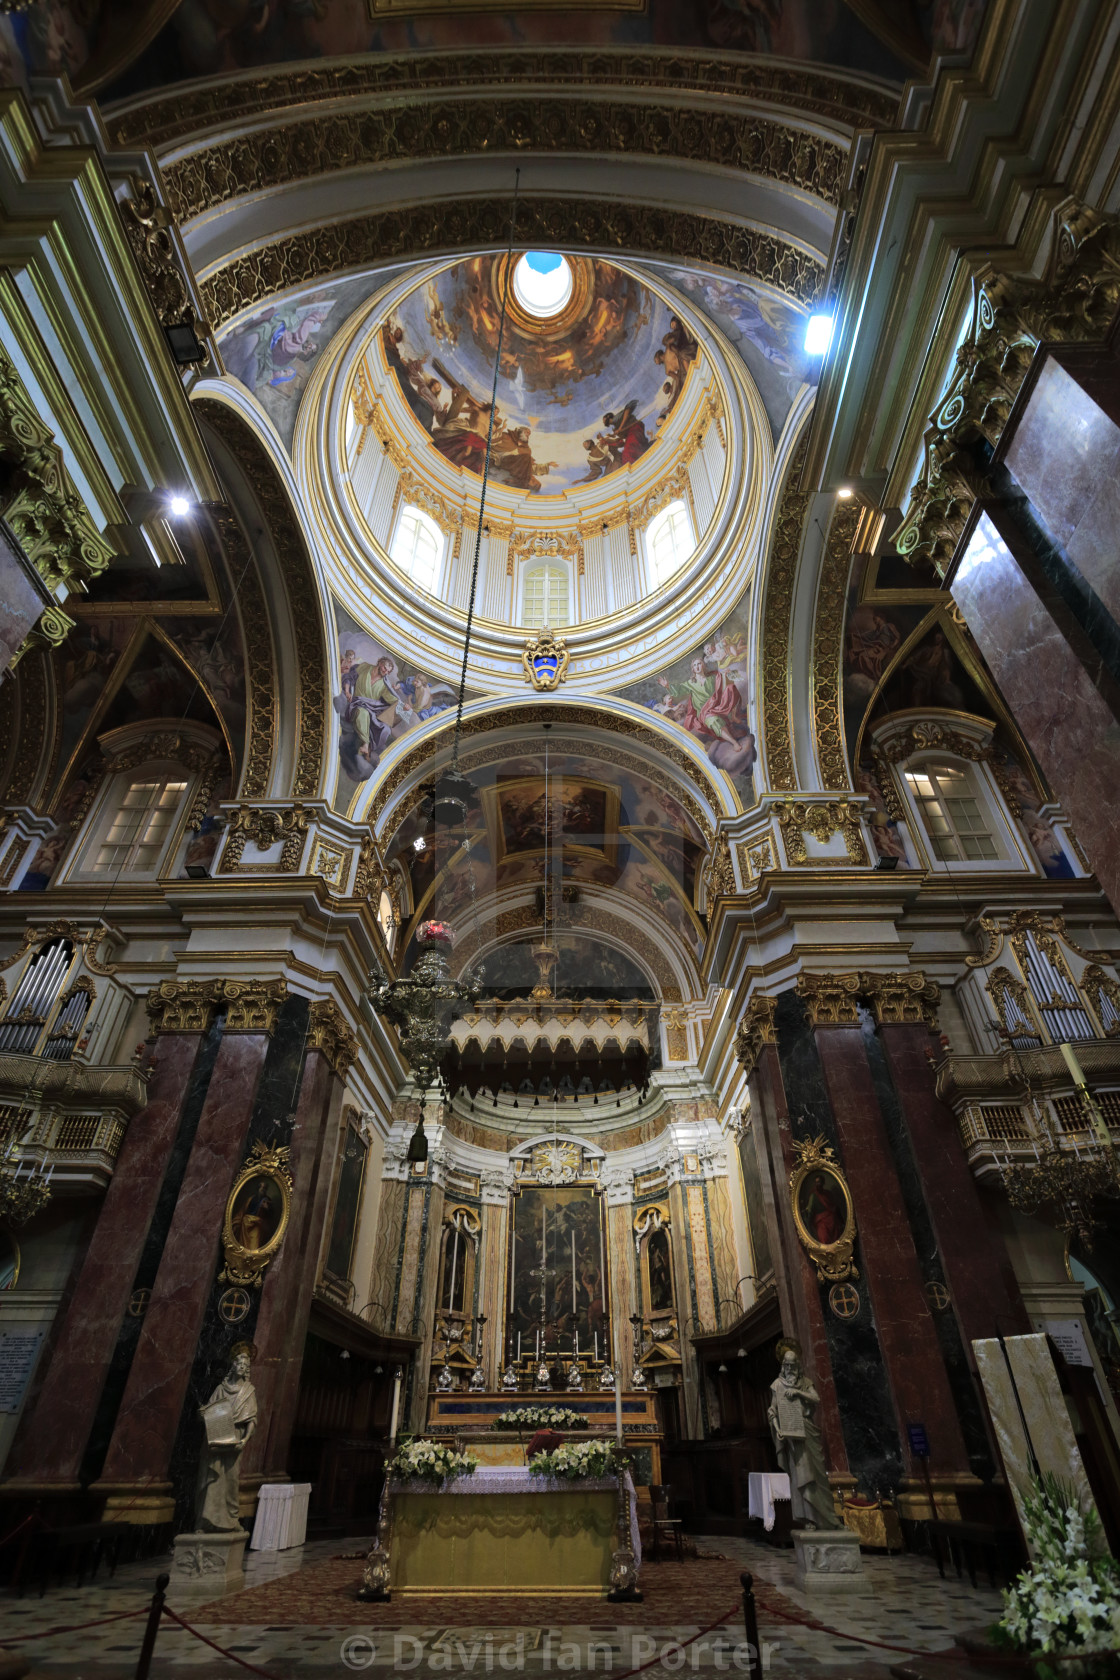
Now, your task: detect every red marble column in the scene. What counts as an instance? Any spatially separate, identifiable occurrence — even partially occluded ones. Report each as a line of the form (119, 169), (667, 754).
(876, 1022), (1029, 1346)
(2, 1030), (206, 1498)
(953, 504), (1120, 914)
(244, 1039), (343, 1482)
(813, 1025), (971, 1476)
(93, 1023), (274, 1512)
(749, 1043), (848, 1473)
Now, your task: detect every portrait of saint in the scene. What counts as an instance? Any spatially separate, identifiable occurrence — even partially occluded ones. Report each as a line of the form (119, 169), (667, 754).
(647, 1228), (674, 1313)
(797, 1169), (848, 1248)
(230, 1174), (283, 1253)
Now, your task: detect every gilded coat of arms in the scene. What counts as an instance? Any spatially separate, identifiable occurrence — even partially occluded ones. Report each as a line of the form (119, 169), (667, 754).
(522, 627), (569, 691)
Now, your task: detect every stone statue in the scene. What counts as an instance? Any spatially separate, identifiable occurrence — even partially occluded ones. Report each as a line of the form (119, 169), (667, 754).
(767, 1338), (842, 1531)
(195, 1343), (258, 1532)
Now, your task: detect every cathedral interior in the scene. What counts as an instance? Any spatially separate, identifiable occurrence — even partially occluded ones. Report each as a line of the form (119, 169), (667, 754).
(2, 1), (1120, 1675)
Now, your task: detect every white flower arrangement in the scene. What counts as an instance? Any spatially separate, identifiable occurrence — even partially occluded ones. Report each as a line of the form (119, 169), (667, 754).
(388, 1437), (478, 1486)
(493, 1405), (589, 1431)
(996, 1473), (1120, 1676)
(529, 1439), (624, 1480)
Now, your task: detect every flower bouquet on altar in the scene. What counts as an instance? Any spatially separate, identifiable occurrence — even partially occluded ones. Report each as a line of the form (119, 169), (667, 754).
(493, 1405), (589, 1432)
(529, 1439), (625, 1480)
(993, 1472), (1120, 1678)
(387, 1437), (478, 1486)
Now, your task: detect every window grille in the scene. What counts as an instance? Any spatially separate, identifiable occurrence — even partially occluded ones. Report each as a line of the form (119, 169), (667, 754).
(904, 762), (999, 862)
(95, 778), (187, 875)
(523, 564), (570, 628)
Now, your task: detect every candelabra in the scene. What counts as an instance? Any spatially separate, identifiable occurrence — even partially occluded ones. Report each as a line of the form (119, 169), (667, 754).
(1001, 1142), (1117, 1249)
(0, 1134), (52, 1227)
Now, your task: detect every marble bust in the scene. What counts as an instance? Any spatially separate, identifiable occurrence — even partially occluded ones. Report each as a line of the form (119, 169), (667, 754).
(766, 1337), (842, 1531)
(195, 1344), (258, 1532)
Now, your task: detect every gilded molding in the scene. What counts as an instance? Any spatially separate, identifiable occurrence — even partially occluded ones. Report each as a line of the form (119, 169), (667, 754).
(812, 498), (860, 790)
(219, 805), (310, 873)
(872, 718), (1021, 818)
(208, 503), (277, 800)
(734, 994), (777, 1077)
(860, 970), (940, 1029)
(1083, 965), (1120, 1035)
(105, 729), (224, 830)
(164, 99), (847, 226)
(0, 919), (117, 977)
(118, 176), (197, 333)
(109, 52), (897, 152)
(306, 997), (360, 1080)
(702, 831), (736, 903)
(198, 403), (328, 799)
(662, 1006), (688, 1062)
(897, 201), (1120, 577)
(223, 978), (288, 1033)
(0, 347), (116, 598)
(796, 971), (862, 1027)
(201, 199), (824, 334)
(776, 798), (868, 866)
(760, 433), (810, 792)
(742, 837), (776, 878)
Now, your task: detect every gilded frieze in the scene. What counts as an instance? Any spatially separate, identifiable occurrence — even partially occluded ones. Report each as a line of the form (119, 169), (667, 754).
(759, 433), (811, 793)
(776, 798), (867, 866)
(219, 804), (310, 872)
(164, 101), (847, 226)
(897, 202), (1120, 576)
(812, 498), (860, 790)
(109, 53), (898, 152)
(201, 200), (824, 334)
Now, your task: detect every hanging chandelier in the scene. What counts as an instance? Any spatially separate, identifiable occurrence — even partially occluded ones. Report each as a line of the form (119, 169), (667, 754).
(0, 1131), (52, 1227)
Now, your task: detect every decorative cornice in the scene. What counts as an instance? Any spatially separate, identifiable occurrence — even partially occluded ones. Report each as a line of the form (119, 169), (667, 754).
(307, 998), (360, 1081)
(776, 798), (868, 866)
(759, 433), (811, 792)
(796, 971), (862, 1027)
(897, 201), (1120, 577)
(733, 995), (777, 1077)
(108, 52), (898, 152)
(860, 969), (940, 1029)
(0, 346), (116, 599)
(164, 98), (847, 227)
(200, 198), (824, 334)
(812, 498), (860, 790)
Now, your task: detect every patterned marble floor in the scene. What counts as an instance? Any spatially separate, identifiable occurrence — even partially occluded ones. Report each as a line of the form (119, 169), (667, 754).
(0, 1532), (1004, 1679)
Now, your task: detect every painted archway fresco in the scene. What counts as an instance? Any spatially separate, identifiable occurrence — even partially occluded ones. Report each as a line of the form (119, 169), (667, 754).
(380, 255), (699, 495)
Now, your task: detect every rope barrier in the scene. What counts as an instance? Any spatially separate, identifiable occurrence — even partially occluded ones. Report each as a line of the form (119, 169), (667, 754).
(159, 1603), (282, 1679)
(1, 1606), (146, 1641)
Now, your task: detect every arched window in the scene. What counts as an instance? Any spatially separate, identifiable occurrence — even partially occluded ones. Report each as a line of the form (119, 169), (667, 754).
(523, 563), (570, 628)
(646, 499), (694, 586)
(390, 504), (444, 591)
(902, 760), (1001, 863)
(91, 776), (188, 875)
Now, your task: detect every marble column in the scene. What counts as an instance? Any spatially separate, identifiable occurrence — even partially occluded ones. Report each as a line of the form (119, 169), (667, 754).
(93, 981), (286, 1520)
(1, 981), (224, 1508)
(246, 1002), (355, 1482)
(741, 1013), (848, 1477)
(872, 1012), (1028, 1347)
(802, 981), (972, 1483)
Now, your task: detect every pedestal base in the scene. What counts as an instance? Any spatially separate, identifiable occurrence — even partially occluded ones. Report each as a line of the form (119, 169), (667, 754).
(792, 1527), (867, 1592)
(169, 1528), (248, 1600)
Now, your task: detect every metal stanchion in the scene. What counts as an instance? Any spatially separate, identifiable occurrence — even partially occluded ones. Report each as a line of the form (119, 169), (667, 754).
(740, 1571), (760, 1677)
(134, 1571), (168, 1680)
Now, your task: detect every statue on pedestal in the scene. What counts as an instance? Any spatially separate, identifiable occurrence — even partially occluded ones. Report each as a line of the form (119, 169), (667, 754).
(766, 1337), (842, 1531)
(195, 1343), (258, 1532)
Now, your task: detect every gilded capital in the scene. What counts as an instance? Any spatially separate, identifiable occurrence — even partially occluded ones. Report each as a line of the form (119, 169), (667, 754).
(734, 995), (778, 1076)
(307, 998), (360, 1081)
(796, 972), (862, 1027)
(860, 970), (940, 1029)
(146, 978), (224, 1035)
(222, 978), (288, 1034)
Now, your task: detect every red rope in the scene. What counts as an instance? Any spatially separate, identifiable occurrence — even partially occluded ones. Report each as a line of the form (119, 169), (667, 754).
(621, 1601), (742, 1676)
(160, 1603), (283, 1679)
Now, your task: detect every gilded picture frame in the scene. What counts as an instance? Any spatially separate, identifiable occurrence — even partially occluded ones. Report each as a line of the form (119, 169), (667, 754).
(220, 1140), (293, 1288)
(788, 1135), (858, 1284)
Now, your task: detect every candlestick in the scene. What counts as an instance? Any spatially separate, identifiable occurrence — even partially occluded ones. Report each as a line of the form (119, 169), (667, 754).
(575, 1330), (579, 1356)
(517, 1332), (521, 1362)
(594, 1332), (599, 1363)
(389, 1367), (402, 1445)
(614, 1373), (623, 1445)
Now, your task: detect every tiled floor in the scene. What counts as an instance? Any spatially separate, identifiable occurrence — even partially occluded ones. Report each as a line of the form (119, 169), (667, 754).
(0, 1533), (1003, 1679)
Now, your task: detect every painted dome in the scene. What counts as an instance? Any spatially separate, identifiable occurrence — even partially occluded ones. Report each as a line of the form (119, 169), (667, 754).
(378, 252), (701, 495)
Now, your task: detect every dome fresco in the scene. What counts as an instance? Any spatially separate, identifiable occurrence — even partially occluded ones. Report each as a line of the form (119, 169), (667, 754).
(380, 253), (700, 494)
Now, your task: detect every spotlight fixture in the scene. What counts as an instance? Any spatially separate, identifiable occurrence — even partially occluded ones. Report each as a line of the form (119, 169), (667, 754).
(164, 320), (207, 365)
(804, 313), (835, 355)
(875, 855), (900, 872)
(836, 487), (853, 499)
(168, 495), (191, 517)
(413, 836), (427, 853)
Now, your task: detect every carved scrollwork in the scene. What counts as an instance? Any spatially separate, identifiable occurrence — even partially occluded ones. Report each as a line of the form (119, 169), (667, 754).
(702, 832), (736, 903)
(776, 799), (867, 867)
(860, 970), (940, 1029)
(118, 175), (198, 334)
(306, 998), (360, 1080)
(796, 972), (862, 1027)
(760, 433), (811, 792)
(219, 805), (311, 873)
(734, 995), (777, 1076)
(812, 498), (860, 790)
(220, 1139), (293, 1287)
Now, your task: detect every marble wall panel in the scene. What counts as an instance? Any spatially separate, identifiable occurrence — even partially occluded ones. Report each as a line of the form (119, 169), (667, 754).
(4, 1030), (212, 1490)
(0, 529), (48, 674)
(815, 1025), (970, 1476)
(954, 512), (1120, 914)
(367, 1177), (406, 1331)
(687, 1183), (717, 1333)
(95, 1030), (271, 1492)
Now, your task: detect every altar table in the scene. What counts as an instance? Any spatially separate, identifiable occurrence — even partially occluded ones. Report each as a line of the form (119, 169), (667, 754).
(387, 1467), (640, 1596)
